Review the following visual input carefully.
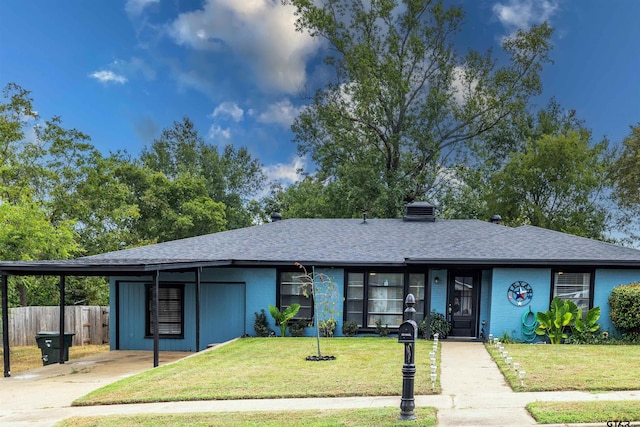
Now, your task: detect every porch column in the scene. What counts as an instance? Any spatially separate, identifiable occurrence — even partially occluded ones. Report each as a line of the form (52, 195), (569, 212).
(153, 270), (159, 368)
(425, 271), (433, 339)
(59, 275), (66, 364)
(2, 274), (10, 377)
(195, 267), (201, 352)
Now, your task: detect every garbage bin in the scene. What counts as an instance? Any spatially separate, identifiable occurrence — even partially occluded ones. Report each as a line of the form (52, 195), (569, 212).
(35, 331), (75, 366)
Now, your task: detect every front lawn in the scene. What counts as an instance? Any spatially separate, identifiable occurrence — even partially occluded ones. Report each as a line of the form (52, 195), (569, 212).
(55, 407), (438, 427)
(527, 401), (640, 424)
(74, 338), (438, 405)
(486, 343), (640, 391)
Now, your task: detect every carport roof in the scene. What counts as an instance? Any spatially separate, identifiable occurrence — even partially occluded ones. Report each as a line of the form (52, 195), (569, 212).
(2, 218), (640, 275)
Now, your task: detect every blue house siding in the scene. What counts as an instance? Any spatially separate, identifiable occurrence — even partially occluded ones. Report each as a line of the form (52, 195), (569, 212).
(489, 268), (551, 341)
(479, 269), (492, 338)
(429, 269), (448, 315)
(594, 269), (640, 335)
(200, 267), (276, 338)
(112, 275), (197, 351)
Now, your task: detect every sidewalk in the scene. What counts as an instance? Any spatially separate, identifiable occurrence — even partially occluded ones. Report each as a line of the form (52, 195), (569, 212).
(1, 342), (639, 426)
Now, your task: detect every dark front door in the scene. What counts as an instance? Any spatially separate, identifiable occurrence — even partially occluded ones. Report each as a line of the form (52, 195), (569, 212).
(448, 271), (480, 337)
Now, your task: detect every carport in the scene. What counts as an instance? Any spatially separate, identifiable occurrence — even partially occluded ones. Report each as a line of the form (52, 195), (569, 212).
(0, 258), (230, 377)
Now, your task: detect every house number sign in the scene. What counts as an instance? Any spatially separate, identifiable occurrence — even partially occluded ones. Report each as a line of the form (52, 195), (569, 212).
(507, 281), (533, 306)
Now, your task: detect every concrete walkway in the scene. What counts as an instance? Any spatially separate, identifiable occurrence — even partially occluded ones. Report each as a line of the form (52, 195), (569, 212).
(1, 342), (639, 426)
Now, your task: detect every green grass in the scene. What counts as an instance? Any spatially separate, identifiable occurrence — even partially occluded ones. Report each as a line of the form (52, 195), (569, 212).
(0, 345), (109, 373)
(55, 407), (437, 427)
(527, 401), (640, 424)
(485, 343), (640, 391)
(74, 338), (439, 406)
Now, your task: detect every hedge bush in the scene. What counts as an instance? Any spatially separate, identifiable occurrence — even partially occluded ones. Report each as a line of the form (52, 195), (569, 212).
(609, 283), (640, 338)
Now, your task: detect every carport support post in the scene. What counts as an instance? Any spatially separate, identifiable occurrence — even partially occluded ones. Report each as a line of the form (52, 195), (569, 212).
(2, 274), (10, 377)
(153, 270), (159, 368)
(59, 275), (66, 364)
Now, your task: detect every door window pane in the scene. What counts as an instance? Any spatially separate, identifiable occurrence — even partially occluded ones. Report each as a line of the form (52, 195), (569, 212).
(454, 276), (473, 316)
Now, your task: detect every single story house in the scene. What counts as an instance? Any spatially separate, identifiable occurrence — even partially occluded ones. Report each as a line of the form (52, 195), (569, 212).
(2, 203), (640, 369)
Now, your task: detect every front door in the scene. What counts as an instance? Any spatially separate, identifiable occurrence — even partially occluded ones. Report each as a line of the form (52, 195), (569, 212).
(448, 270), (480, 337)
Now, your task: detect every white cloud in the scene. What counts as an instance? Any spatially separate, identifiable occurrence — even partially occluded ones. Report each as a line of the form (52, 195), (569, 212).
(210, 101), (244, 122)
(208, 124), (231, 140)
(125, 0), (159, 16)
(263, 156), (307, 184)
(168, 0), (320, 93)
(90, 70), (128, 84)
(493, 0), (559, 33)
(257, 98), (303, 128)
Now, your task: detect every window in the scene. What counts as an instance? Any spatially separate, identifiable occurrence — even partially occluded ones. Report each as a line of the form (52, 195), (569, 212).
(553, 271), (592, 312)
(279, 271), (312, 320)
(346, 271), (424, 329)
(146, 284), (184, 338)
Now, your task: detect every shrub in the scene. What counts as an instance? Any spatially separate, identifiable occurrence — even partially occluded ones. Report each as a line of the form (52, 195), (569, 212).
(268, 304), (301, 337)
(342, 320), (359, 337)
(420, 310), (450, 339)
(375, 318), (389, 337)
(254, 309), (270, 337)
(319, 318), (336, 337)
(289, 319), (308, 337)
(535, 297), (578, 344)
(609, 283), (640, 339)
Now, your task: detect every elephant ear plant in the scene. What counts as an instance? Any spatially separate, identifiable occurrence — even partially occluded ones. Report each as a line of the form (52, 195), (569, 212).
(535, 297), (578, 344)
(268, 304), (301, 337)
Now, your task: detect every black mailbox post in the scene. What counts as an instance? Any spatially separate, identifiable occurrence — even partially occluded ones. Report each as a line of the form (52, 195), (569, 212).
(398, 293), (417, 420)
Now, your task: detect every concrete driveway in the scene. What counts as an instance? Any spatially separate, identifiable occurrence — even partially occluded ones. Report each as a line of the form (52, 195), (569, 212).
(0, 350), (192, 425)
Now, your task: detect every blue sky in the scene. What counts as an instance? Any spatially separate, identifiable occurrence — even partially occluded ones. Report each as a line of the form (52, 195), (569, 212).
(1, 0), (638, 185)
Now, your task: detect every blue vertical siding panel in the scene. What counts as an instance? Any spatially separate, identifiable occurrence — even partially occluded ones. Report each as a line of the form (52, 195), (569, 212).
(429, 269), (448, 314)
(200, 268), (277, 336)
(114, 272), (197, 351)
(118, 280), (146, 350)
(479, 269), (492, 339)
(200, 283), (246, 348)
(594, 269), (640, 335)
(490, 268), (551, 341)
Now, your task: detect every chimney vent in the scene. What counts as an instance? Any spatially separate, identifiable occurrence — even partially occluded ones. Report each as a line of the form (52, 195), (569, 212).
(490, 214), (502, 225)
(271, 212), (282, 222)
(403, 202), (436, 222)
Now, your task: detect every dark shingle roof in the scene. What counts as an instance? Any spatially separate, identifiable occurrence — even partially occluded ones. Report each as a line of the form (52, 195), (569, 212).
(3, 219), (639, 274)
(81, 218), (640, 267)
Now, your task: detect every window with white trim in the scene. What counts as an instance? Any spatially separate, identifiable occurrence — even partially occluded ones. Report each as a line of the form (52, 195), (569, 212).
(553, 271), (591, 312)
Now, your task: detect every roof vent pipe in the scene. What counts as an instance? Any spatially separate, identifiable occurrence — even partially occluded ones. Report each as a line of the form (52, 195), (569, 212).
(490, 214), (502, 225)
(271, 212), (282, 222)
(362, 211), (367, 224)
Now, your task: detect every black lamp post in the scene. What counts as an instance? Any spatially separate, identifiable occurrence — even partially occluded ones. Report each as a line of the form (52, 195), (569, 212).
(398, 293), (417, 420)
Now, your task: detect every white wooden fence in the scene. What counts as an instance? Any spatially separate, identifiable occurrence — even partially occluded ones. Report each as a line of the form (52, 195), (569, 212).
(2, 306), (109, 346)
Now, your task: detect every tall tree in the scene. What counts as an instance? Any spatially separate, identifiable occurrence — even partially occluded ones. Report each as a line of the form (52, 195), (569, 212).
(286, 0), (553, 217)
(486, 131), (612, 239)
(613, 123), (640, 208)
(141, 117), (266, 229)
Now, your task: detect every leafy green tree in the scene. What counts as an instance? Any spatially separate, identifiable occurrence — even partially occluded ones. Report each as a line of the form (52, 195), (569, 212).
(614, 124), (640, 207)
(610, 124), (640, 244)
(261, 178), (359, 220)
(141, 117), (266, 229)
(285, 0), (553, 218)
(485, 131), (612, 239)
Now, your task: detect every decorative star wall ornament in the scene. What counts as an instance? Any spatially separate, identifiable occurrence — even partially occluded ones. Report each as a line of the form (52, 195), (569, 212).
(507, 281), (533, 306)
